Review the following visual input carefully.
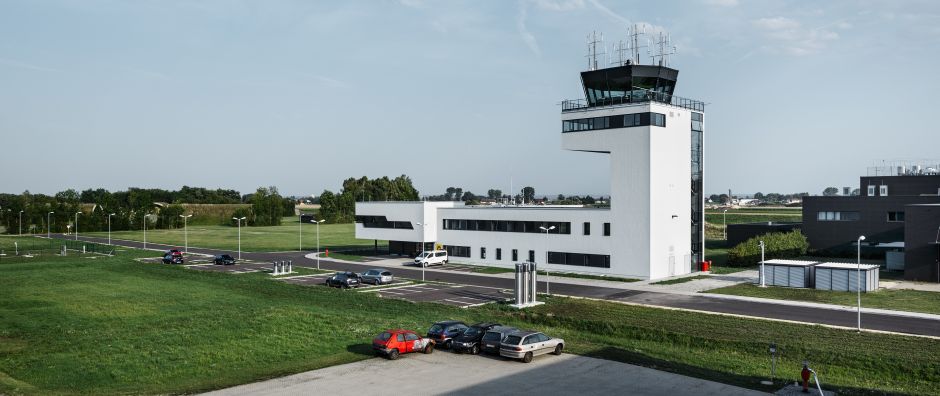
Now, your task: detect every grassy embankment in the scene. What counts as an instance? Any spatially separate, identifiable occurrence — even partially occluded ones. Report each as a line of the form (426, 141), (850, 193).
(706, 283), (940, 315)
(0, 250), (937, 395)
(85, 217), (382, 253)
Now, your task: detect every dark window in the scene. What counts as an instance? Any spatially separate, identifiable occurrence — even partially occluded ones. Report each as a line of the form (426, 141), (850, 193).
(512, 249), (518, 262)
(547, 251), (611, 268)
(583, 222), (591, 235)
(651, 112), (666, 127)
(603, 222), (610, 236)
(624, 113), (641, 126)
(443, 219), (571, 234)
(396, 333), (405, 342)
(445, 245), (471, 257)
(887, 211), (905, 222)
(481, 247), (486, 259)
(817, 211), (860, 221)
(355, 215), (415, 229)
(528, 250), (535, 263)
(496, 248), (502, 260)
(691, 112), (703, 131)
(404, 333), (419, 341)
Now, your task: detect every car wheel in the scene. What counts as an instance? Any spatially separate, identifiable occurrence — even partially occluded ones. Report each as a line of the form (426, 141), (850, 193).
(470, 344), (480, 355)
(553, 344), (563, 355)
(444, 340), (452, 350)
(424, 344), (434, 354)
(388, 349), (400, 360)
(522, 352), (533, 363)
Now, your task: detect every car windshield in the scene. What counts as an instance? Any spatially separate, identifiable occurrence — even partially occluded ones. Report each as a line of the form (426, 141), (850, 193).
(428, 324), (444, 333)
(463, 327), (481, 337)
(377, 332), (391, 341)
(504, 335), (522, 345)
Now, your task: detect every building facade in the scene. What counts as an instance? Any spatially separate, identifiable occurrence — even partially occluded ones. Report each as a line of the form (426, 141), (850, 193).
(802, 173), (940, 282)
(354, 62), (705, 280)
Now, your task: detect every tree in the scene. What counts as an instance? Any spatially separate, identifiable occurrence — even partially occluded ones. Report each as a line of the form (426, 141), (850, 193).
(444, 187), (457, 201)
(708, 194), (720, 203)
(851, 188), (860, 196)
(582, 195), (596, 204)
(728, 230), (809, 267)
(822, 187), (839, 196)
(556, 194), (565, 201)
(754, 192), (764, 200)
(522, 186), (535, 203)
(487, 189), (502, 200)
(718, 194), (729, 204)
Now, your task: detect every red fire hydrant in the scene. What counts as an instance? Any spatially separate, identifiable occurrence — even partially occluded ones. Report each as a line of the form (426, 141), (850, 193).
(325, 248), (329, 257)
(801, 361), (811, 393)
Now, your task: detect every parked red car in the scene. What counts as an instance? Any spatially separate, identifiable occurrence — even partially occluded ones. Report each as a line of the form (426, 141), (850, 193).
(372, 329), (435, 360)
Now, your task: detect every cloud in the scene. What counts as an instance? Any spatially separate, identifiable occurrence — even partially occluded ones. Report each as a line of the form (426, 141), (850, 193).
(703, 0), (738, 6)
(752, 17), (840, 56)
(0, 58), (60, 73)
(530, 0), (585, 11)
(398, 0), (424, 8)
(587, 0), (629, 24)
(517, 3), (541, 57)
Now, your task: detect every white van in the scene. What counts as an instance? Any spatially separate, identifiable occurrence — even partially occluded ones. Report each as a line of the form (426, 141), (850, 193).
(414, 250), (448, 267)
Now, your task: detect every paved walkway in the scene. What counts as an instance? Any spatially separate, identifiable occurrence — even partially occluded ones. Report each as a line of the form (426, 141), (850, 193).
(201, 350), (767, 396)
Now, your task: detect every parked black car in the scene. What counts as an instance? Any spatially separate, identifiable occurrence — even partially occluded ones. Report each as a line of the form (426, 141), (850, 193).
(426, 320), (469, 349)
(213, 254), (236, 265)
(451, 322), (502, 354)
(325, 272), (361, 289)
(480, 326), (520, 355)
(162, 251), (184, 264)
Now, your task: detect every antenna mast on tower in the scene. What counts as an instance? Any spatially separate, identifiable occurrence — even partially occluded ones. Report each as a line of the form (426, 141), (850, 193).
(648, 31), (677, 67)
(626, 24), (647, 65)
(585, 31), (607, 71)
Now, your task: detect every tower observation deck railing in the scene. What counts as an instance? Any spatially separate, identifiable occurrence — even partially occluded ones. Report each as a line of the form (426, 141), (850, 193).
(561, 87), (705, 113)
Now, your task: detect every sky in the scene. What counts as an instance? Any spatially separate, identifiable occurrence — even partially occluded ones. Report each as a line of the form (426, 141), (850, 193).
(1, 0), (939, 198)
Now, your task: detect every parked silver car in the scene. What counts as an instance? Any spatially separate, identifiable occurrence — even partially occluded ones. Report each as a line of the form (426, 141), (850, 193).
(499, 331), (564, 363)
(360, 269), (394, 285)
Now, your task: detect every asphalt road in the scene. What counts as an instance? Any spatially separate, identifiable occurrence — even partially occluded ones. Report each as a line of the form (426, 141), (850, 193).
(50, 234), (940, 337)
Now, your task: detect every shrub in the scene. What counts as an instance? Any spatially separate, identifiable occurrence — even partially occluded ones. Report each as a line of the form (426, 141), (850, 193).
(727, 230), (808, 267)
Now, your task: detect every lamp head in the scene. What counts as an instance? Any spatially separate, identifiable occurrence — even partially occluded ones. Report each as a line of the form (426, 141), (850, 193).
(859, 235), (866, 241)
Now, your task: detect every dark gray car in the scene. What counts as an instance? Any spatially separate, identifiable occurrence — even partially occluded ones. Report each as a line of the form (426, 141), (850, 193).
(480, 326), (519, 355)
(360, 269), (394, 285)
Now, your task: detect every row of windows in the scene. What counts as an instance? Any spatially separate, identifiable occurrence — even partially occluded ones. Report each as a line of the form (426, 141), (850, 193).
(817, 211), (861, 221)
(355, 215), (414, 229)
(562, 112), (666, 133)
(443, 219), (572, 234)
(581, 222), (611, 236)
(816, 211), (908, 222)
(547, 251), (611, 268)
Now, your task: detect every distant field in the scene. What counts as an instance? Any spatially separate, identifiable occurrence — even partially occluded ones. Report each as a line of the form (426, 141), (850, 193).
(704, 213), (802, 225)
(85, 217), (380, 253)
(1, 252), (938, 395)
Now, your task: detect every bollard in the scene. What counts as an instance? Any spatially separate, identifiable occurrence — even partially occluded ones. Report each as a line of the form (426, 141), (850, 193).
(287, 260), (292, 274)
(62, 245), (67, 256)
(272, 261), (279, 276)
(515, 263), (525, 305)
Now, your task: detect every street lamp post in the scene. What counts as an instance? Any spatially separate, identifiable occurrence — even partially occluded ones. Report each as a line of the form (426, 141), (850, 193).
(314, 219), (325, 270)
(299, 214), (303, 251)
(722, 209), (728, 240)
(19, 210), (23, 236)
(539, 225), (556, 295)
(415, 222), (427, 281)
(233, 217), (246, 260)
(759, 240), (766, 287)
(180, 214), (192, 253)
(857, 235), (866, 332)
(74, 212), (81, 241)
(47, 211), (54, 239)
(143, 213), (153, 250)
(108, 213), (116, 245)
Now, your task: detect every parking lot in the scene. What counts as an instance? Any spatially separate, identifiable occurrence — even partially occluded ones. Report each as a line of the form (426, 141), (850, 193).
(372, 283), (510, 308)
(202, 346), (765, 396)
(276, 273), (412, 290)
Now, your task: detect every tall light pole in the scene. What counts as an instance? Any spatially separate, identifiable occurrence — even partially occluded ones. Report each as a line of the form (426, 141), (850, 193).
(758, 240), (766, 287)
(143, 213), (153, 250)
(299, 214), (303, 251)
(233, 216), (246, 260)
(108, 213), (115, 245)
(539, 225), (556, 295)
(857, 235), (866, 332)
(74, 212), (81, 241)
(47, 211), (54, 239)
(180, 214), (192, 253)
(314, 219), (325, 270)
(722, 209), (728, 240)
(415, 222), (427, 281)
(19, 210), (24, 236)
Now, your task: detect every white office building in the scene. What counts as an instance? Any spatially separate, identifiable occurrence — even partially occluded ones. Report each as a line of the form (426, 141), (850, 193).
(355, 59), (705, 280)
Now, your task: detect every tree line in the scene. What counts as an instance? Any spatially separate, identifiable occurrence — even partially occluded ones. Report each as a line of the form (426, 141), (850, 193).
(316, 176), (420, 223)
(0, 186), (294, 234)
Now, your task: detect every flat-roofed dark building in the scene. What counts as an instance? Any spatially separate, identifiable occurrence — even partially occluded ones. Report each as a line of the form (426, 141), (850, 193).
(904, 204), (940, 282)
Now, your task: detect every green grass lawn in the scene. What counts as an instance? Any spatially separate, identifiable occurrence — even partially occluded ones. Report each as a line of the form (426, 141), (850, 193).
(704, 213), (802, 225)
(705, 283), (940, 315)
(1, 252), (939, 395)
(85, 217), (382, 253)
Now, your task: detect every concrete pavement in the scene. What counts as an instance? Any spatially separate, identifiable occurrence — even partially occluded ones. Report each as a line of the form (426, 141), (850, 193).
(200, 350), (768, 396)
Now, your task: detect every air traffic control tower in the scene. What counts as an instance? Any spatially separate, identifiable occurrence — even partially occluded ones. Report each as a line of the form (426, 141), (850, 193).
(560, 37), (705, 278)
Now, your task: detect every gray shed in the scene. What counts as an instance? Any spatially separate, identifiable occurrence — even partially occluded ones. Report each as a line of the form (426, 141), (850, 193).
(814, 262), (880, 292)
(758, 259), (818, 288)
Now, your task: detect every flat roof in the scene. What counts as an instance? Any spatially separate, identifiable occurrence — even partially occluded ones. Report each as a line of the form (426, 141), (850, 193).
(815, 262), (881, 270)
(760, 259), (818, 267)
(447, 205), (610, 211)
